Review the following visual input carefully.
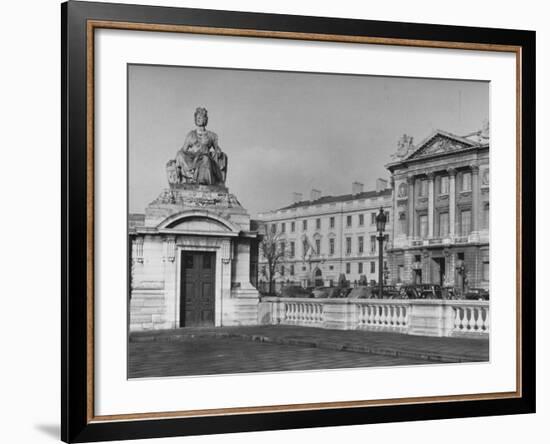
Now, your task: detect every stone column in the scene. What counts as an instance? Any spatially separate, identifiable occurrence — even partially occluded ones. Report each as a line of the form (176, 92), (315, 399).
(471, 165), (480, 236)
(407, 175), (415, 238)
(448, 168), (456, 239)
(427, 172), (435, 238)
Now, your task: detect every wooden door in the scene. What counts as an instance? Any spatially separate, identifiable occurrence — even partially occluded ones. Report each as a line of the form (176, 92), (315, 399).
(180, 252), (215, 327)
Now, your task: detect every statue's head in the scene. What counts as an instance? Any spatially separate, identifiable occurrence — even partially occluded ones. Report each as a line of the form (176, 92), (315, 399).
(194, 107), (208, 127)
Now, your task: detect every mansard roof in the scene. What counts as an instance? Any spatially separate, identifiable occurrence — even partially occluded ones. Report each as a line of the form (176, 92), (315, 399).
(276, 188), (392, 212)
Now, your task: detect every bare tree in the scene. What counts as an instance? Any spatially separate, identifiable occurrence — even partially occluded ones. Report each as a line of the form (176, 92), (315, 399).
(259, 230), (289, 295)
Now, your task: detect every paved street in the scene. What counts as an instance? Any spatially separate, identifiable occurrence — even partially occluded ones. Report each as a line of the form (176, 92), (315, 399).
(129, 325), (488, 378)
(129, 336), (427, 378)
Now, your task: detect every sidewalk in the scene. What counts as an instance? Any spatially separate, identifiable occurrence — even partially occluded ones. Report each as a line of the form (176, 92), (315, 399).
(130, 325), (489, 363)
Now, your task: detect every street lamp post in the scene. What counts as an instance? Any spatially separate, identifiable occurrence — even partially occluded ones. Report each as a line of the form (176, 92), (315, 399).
(375, 207), (387, 299)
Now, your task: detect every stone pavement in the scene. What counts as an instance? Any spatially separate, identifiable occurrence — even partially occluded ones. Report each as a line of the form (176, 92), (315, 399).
(130, 325), (489, 376)
(129, 337), (428, 378)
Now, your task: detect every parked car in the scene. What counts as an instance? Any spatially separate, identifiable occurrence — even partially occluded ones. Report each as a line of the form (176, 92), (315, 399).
(399, 284), (443, 299)
(464, 288), (490, 301)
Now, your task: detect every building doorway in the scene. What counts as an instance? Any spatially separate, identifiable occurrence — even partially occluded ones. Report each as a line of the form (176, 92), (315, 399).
(314, 268), (323, 287)
(180, 251), (215, 327)
(431, 257), (446, 286)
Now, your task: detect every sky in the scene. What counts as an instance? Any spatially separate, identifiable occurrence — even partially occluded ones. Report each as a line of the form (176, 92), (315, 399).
(128, 65), (488, 216)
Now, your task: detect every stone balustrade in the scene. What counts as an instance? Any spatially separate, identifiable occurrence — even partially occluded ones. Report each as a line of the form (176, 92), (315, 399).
(258, 297), (489, 338)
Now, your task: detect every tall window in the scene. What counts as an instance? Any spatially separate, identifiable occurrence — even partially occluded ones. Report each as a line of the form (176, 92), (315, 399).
(330, 216), (335, 228)
(418, 179), (428, 197)
(370, 261), (376, 273)
(289, 241), (295, 257)
(281, 222), (286, 233)
(290, 264), (295, 276)
(302, 219), (307, 231)
(346, 237), (352, 254)
(399, 212), (407, 235)
(358, 236), (364, 253)
(397, 265), (404, 283)
(419, 214), (428, 238)
(370, 236), (377, 253)
(346, 215), (352, 227)
(271, 224), (277, 234)
(385, 211), (390, 223)
(315, 239), (321, 255)
(462, 172), (472, 192)
(279, 242), (285, 255)
(439, 212), (449, 237)
(358, 263), (363, 274)
(359, 214), (364, 226)
(371, 213), (377, 225)
(302, 240), (309, 256)
(329, 238), (335, 255)
(460, 209), (471, 236)
(483, 203), (490, 229)
(291, 221), (295, 232)
(316, 218), (321, 230)
(346, 263), (351, 274)
(440, 176), (449, 194)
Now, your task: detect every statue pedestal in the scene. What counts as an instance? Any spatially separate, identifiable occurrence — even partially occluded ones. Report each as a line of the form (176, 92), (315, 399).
(130, 185), (260, 331)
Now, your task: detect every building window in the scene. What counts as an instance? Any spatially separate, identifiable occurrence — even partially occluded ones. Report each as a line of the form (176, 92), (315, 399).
(346, 263), (351, 274)
(397, 265), (404, 283)
(460, 209), (471, 236)
(385, 211), (390, 223)
(290, 264), (295, 276)
(462, 172), (472, 192)
(302, 219), (307, 231)
(358, 262), (363, 274)
(383, 234), (389, 251)
(329, 238), (335, 255)
(346, 215), (352, 227)
(279, 241), (285, 255)
(346, 237), (352, 254)
(358, 236), (364, 253)
(370, 235), (376, 253)
(399, 212), (407, 234)
(418, 179), (428, 197)
(483, 203), (490, 229)
(315, 218), (321, 230)
(330, 216), (335, 228)
(439, 212), (449, 237)
(419, 214), (428, 238)
(440, 176), (449, 194)
(271, 224), (277, 234)
(359, 214), (364, 226)
(303, 240), (309, 256)
(291, 221), (295, 232)
(280, 265), (285, 276)
(315, 239), (321, 255)
(290, 241), (295, 257)
(482, 260), (490, 281)
(281, 222), (286, 233)
(371, 213), (377, 225)
(370, 261), (376, 273)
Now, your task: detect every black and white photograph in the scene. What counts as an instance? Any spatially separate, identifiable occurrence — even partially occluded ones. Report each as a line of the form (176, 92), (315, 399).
(127, 65), (491, 378)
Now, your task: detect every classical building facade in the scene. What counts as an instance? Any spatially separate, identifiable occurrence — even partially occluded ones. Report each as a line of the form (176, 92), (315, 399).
(386, 128), (490, 291)
(257, 180), (393, 290)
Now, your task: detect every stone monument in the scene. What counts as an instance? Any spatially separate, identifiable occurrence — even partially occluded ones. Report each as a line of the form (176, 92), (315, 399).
(129, 107), (260, 331)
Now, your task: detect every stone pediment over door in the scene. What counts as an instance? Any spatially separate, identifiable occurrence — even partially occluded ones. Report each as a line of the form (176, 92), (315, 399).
(405, 131), (477, 161)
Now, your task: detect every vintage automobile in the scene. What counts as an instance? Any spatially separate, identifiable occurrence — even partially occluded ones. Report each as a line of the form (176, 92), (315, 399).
(399, 284), (444, 299)
(464, 288), (490, 301)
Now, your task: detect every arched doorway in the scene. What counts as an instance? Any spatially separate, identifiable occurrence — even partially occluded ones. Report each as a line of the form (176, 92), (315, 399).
(314, 268), (323, 287)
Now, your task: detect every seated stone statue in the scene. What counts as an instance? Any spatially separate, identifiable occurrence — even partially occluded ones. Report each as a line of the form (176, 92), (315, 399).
(168, 107), (228, 187)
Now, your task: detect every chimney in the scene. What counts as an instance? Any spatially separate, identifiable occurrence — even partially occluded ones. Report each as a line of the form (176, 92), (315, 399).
(352, 181), (364, 195)
(292, 192), (303, 204)
(376, 178), (388, 192)
(310, 189), (321, 201)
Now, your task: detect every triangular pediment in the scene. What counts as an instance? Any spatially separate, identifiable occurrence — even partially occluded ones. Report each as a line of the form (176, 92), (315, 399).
(405, 131), (477, 160)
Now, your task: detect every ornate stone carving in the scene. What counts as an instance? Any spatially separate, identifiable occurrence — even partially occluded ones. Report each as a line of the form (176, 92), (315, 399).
(447, 167), (457, 177)
(391, 134), (415, 159)
(168, 107), (228, 187)
(397, 182), (408, 198)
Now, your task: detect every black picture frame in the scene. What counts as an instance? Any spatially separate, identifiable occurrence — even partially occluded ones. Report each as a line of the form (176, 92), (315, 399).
(61, 1), (536, 442)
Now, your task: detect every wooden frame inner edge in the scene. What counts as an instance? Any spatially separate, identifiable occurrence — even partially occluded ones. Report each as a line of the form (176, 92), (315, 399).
(85, 19), (523, 423)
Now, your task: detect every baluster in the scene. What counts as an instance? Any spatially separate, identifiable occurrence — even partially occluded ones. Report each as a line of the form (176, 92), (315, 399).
(466, 308), (473, 330)
(474, 307), (482, 331)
